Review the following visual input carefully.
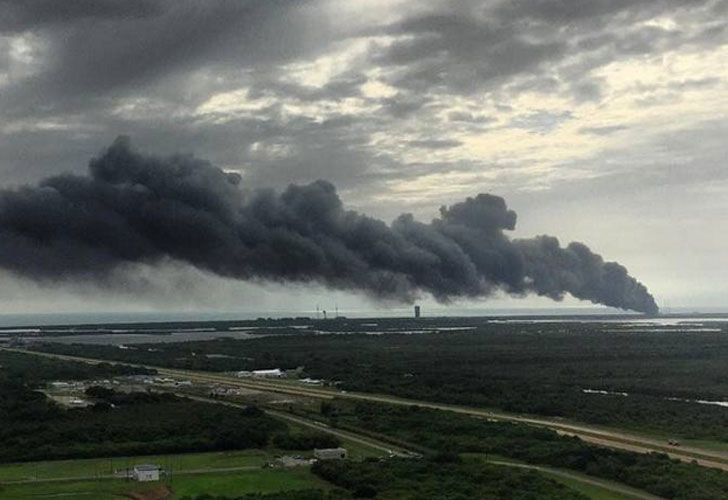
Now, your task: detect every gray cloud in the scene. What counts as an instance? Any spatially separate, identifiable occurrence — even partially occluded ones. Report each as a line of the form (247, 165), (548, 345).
(1, 0), (723, 186)
(447, 111), (495, 124)
(373, 13), (566, 96)
(406, 139), (462, 149)
(0, 0), (328, 119)
(0, 0), (725, 310)
(0, 0), (162, 32)
(509, 110), (573, 134)
(579, 125), (629, 136)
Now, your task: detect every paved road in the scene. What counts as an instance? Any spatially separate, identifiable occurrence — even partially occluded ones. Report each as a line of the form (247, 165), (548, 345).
(7, 348), (728, 472)
(2, 347), (673, 499)
(179, 393), (409, 457)
(186, 393), (661, 499)
(151, 365), (728, 471)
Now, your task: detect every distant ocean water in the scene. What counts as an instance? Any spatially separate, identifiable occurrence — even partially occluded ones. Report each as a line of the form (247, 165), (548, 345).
(0, 306), (726, 328)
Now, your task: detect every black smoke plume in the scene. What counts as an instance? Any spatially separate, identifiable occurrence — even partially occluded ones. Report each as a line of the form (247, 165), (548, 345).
(0, 137), (658, 314)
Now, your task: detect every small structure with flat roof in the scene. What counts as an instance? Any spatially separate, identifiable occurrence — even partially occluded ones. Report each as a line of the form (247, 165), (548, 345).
(131, 464), (161, 482)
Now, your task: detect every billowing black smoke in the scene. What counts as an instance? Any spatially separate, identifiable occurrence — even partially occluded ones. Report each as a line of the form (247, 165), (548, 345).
(0, 137), (658, 314)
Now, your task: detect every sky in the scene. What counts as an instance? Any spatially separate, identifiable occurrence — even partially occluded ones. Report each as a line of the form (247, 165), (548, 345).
(0, 0), (726, 315)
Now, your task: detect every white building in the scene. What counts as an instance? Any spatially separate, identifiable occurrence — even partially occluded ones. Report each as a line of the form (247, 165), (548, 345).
(314, 448), (348, 460)
(132, 464), (161, 482)
(237, 369), (284, 378)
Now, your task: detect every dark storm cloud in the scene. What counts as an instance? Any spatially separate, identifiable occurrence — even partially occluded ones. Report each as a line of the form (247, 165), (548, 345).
(1, 0), (724, 191)
(0, 0), (321, 118)
(493, 0), (710, 27)
(0, 138), (658, 313)
(1, 0), (721, 112)
(373, 13), (566, 95)
(0, 0), (725, 311)
(0, 0), (162, 32)
(364, 0), (722, 106)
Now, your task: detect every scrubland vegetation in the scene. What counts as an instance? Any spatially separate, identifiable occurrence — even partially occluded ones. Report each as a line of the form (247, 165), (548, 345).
(34, 321), (728, 440)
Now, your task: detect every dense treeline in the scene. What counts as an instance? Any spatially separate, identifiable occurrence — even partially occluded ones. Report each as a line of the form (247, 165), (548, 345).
(33, 324), (728, 439)
(178, 458), (587, 499)
(272, 431), (341, 451)
(312, 457), (587, 499)
(327, 401), (728, 500)
(0, 350), (153, 426)
(0, 351), (289, 463)
(0, 349), (153, 384)
(0, 389), (285, 462)
(180, 492), (333, 500)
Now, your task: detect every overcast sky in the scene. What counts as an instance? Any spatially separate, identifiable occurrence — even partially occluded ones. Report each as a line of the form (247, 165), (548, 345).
(0, 0), (726, 315)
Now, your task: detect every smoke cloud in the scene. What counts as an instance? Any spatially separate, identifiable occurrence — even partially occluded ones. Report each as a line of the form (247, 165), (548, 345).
(0, 137), (658, 314)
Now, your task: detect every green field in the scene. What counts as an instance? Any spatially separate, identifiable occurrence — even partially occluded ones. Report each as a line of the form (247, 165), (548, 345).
(0, 449), (268, 483)
(0, 419), (384, 500)
(548, 475), (639, 500)
(0, 478), (135, 500)
(0, 468), (328, 499)
(0, 434), (381, 482)
(172, 468), (330, 497)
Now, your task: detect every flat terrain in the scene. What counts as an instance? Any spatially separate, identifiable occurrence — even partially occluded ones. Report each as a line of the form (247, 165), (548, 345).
(11, 347), (727, 472)
(25, 316), (728, 443)
(0, 450), (265, 483)
(4, 315), (728, 499)
(0, 467), (327, 499)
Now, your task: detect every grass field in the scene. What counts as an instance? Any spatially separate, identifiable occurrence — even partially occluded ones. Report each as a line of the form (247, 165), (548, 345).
(547, 474), (645, 500)
(0, 468), (329, 499)
(0, 414), (384, 500)
(0, 477), (130, 500)
(0, 449), (268, 483)
(0, 412), (384, 484)
(171, 468), (330, 497)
